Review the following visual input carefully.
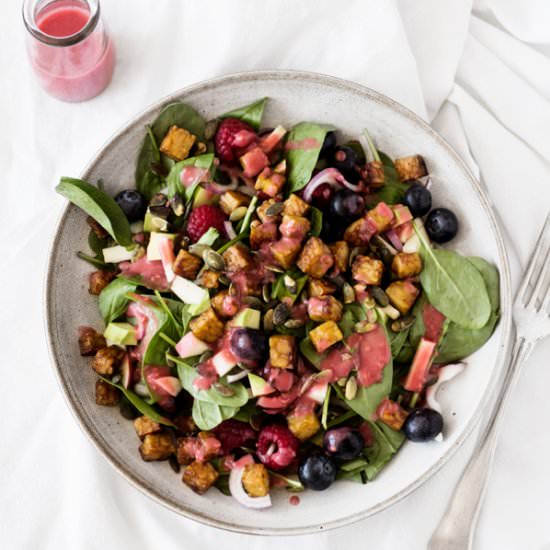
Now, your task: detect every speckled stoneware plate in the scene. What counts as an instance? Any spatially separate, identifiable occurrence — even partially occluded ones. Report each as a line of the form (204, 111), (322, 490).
(45, 70), (512, 535)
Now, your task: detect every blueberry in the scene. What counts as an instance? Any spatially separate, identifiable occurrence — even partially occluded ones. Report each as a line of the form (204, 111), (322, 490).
(320, 131), (337, 158)
(403, 409), (443, 442)
(425, 208), (459, 243)
(323, 427), (365, 460)
(298, 453), (337, 491)
(330, 145), (360, 183)
(115, 189), (147, 222)
(330, 189), (365, 221)
(320, 216), (344, 242)
(404, 182), (432, 217)
(230, 328), (268, 365)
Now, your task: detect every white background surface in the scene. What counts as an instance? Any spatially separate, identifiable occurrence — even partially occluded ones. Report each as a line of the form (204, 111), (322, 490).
(1, 1), (550, 548)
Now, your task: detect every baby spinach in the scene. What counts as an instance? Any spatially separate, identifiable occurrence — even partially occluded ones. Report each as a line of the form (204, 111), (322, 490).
(299, 338), (324, 369)
(374, 151), (409, 205)
(143, 307), (180, 366)
(310, 207), (323, 237)
(389, 327), (409, 358)
(220, 97), (268, 131)
(136, 102), (206, 199)
(363, 421), (405, 480)
(88, 230), (109, 259)
(99, 377), (175, 426)
(340, 303), (367, 338)
(56, 177), (133, 247)
(192, 399), (238, 431)
(415, 220), (491, 330)
(98, 277), (138, 324)
(166, 153), (215, 198)
(286, 122), (329, 193)
(176, 363), (249, 407)
(435, 257), (500, 363)
(271, 268), (308, 303)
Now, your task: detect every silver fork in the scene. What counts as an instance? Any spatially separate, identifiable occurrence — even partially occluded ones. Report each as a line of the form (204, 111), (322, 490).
(429, 213), (550, 550)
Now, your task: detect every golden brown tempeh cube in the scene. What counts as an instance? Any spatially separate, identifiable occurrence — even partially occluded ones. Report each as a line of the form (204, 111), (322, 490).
(287, 411), (320, 441)
(95, 379), (121, 406)
(279, 215), (310, 241)
(385, 280), (419, 314)
(189, 308), (225, 343)
(173, 249), (202, 280)
(134, 416), (162, 439)
(270, 238), (302, 269)
(394, 155), (428, 181)
(159, 125), (196, 161)
(391, 252), (423, 279)
(139, 433), (176, 461)
(255, 167), (286, 197)
(366, 160), (385, 188)
(296, 237), (334, 278)
(198, 269), (220, 289)
(222, 244), (252, 272)
(307, 296), (343, 322)
(257, 198), (282, 223)
(182, 461), (219, 494)
(329, 241), (350, 273)
(92, 345), (125, 376)
(219, 190), (251, 215)
(78, 327), (106, 356)
(269, 335), (296, 369)
(307, 278), (336, 297)
(250, 221), (278, 249)
(88, 270), (115, 295)
(283, 193), (310, 217)
(343, 216), (377, 246)
(308, 321), (343, 353)
(242, 463), (270, 497)
(352, 255), (384, 286)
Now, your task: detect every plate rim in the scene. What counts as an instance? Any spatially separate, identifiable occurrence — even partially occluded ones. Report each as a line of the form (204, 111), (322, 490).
(44, 69), (513, 536)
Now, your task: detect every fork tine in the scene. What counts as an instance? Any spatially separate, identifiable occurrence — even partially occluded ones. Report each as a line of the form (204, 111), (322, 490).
(528, 249), (550, 309)
(516, 212), (550, 305)
(541, 282), (550, 315)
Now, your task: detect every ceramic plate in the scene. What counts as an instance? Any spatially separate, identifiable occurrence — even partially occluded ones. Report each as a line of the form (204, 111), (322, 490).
(45, 70), (512, 535)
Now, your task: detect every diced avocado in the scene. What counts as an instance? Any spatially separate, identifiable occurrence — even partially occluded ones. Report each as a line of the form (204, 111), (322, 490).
(104, 322), (137, 345)
(144, 208), (169, 232)
(102, 245), (136, 263)
(248, 373), (275, 397)
(147, 232), (176, 261)
(233, 308), (261, 329)
(192, 186), (217, 208)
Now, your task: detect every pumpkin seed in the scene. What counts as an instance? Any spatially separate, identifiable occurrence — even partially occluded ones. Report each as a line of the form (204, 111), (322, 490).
(229, 206), (248, 222)
(349, 247), (365, 267)
(355, 321), (375, 333)
(194, 141), (207, 154)
(264, 309), (275, 331)
(170, 195), (185, 217)
(284, 319), (304, 329)
(150, 193), (168, 207)
(199, 350), (213, 363)
(265, 201), (284, 217)
(168, 455), (181, 474)
(371, 286), (389, 307)
(204, 119), (219, 141)
(203, 249), (225, 271)
(228, 283), (237, 296)
(343, 283), (355, 304)
(134, 382), (149, 397)
(111, 374), (121, 384)
(242, 296), (263, 308)
(273, 302), (290, 326)
(189, 243), (210, 257)
(345, 376), (358, 400)
(328, 274), (346, 288)
(250, 414), (264, 431)
(391, 315), (416, 332)
(213, 383), (235, 397)
(262, 283), (271, 302)
(364, 296), (376, 309)
(284, 274), (297, 294)
(266, 265), (284, 274)
(300, 374), (315, 395)
(180, 236), (190, 250)
(337, 377), (347, 387)
(218, 273), (230, 286)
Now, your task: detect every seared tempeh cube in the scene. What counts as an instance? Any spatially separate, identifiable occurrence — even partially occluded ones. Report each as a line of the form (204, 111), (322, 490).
(385, 280), (419, 314)
(88, 270), (116, 295)
(173, 415), (197, 436)
(134, 416), (162, 439)
(173, 249), (202, 280)
(198, 269), (220, 289)
(394, 155), (428, 181)
(271, 238), (302, 269)
(283, 194), (310, 217)
(352, 255), (384, 286)
(159, 125), (196, 161)
(177, 431), (221, 465)
(182, 460), (219, 494)
(308, 278), (336, 297)
(222, 244), (252, 272)
(255, 167), (286, 197)
(189, 308), (225, 343)
(95, 379), (121, 406)
(92, 345), (125, 376)
(366, 202), (394, 233)
(329, 241), (350, 274)
(250, 221), (278, 249)
(366, 160), (385, 188)
(391, 252), (423, 279)
(279, 215), (310, 241)
(269, 335), (295, 369)
(242, 463), (270, 497)
(287, 410), (320, 441)
(307, 296), (343, 322)
(344, 216), (377, 246)
(257, 198), (282, 223)
(87, 216), (108, 239)
(219, 190), (250, 215)
(139, 433), (176, 461)
(296, 237), (334, 278)
(78, 327), (106, 356)
(309, 321), (343, 353)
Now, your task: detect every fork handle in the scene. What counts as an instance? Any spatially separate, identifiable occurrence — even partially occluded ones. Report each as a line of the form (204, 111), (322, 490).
(428, 336), (533, 550)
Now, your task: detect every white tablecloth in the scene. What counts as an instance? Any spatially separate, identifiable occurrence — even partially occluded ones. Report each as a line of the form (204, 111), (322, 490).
(2, 1), (550, 548)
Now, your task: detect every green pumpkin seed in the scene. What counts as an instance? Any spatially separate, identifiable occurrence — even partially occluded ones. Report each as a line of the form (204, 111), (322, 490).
(349, 247), (365, 267)
(284, 319), (304, 329)
(262, 283), (271, 302)
(371, 286), (389, 307)
(345, 376), (358, 400)
(218, 274), (230, 286)
(242, 296), (263, 308)
(150, 193), (168, 207)
(266, 265), (284, 274)
(204, 119), (219, 141)
(328, 274), (346, 288)
(203, 249), (225, 271)
(284, 274), (297, 294)
(264, 309), (275, 331)
(355, 321), (375, 333)
(213, 383), (235, 397)
(273, 302), (290, 326)
(111, 374), (121, 384)
(265, 202), (284, 217)
(199, 350), (213, 363)
(134, 382), (149, 397)
(391, 315), (416, 332)
(171, 195), (185, 217)
(343, 283), (355, 304)
(229, 206), (248, 222)
(189, 243), (210, 258)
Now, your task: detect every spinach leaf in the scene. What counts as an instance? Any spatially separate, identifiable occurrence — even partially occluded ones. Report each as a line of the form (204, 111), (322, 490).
(77, 251), (114, 270)
(389, 327), (409, 358)
(220, 97), (268, 131)
(310, 207), (323, 237)
(435, 257), (500, 363)
(56, 177), (133, 247)
(98, 278), (138, 324)
(363, 421), (405, 480)
(339, 303), (366, 338)
(286, 122), (329, 192)
(88, 230), (109, 259)
(374, 152), (409, 205)
(166, 153), (215, 198)
(177, 363), (249, 407)
(197, 226), (220, 246)
(143, 307), (179, 366)
(233, 401), (260, 423)
(99, 377), (175, 426)
(271, 268), (308, 303)
(192, 399), (238, 431)
(415, 220), (491, 330)
(136, 102), (206, 199)
(299, 338), (324, 369)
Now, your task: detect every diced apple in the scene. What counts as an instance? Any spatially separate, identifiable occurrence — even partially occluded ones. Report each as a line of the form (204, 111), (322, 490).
(154, 376), (182, 397)
(147, 232), (176, 262)
(392, 204), (413, 227)
(259, 125), (286, 153)
(404, 337), (436, 392)
(171, 275), (209, 305)
(102, 245), (136, 263)
(213, 349), (238, 377)
(175, 332), (211, 359)
(248, 373), (275, 397)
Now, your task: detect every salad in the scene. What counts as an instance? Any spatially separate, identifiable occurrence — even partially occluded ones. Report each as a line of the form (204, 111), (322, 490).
(58, 97), (500, 507)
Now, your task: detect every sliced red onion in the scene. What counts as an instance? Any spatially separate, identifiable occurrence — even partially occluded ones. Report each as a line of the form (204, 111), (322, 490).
(226, 368), (250, 384)
(224, 220), (237, 240)
(302, 168), (350, 203)
(206, 180), (239, 195)
(229, 454), (272, 509)
(384, 229), (403, 252)
(237, 184), (256, 197)
(426, 363), (465, 415)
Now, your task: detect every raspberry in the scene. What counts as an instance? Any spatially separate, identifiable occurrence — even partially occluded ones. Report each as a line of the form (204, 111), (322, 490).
(256, 424), (299, 471)
(186, 205), (227, 243)
(215, 118), (256, 163)
(213, 419), (257, 453)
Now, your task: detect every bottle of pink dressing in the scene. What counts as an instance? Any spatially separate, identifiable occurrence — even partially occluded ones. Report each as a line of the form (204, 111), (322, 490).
(23, 0), (115, 102)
